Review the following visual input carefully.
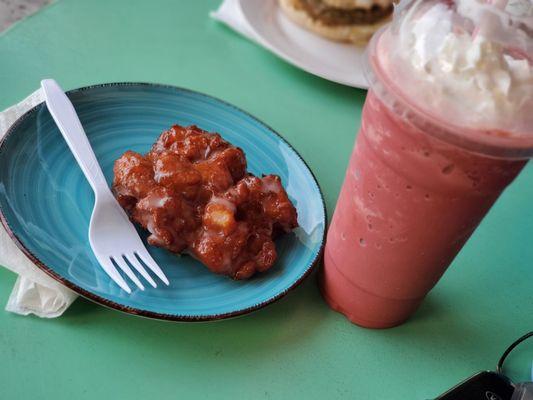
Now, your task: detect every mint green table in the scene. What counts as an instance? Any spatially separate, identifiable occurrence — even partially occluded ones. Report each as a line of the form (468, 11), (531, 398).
(1, 1), (532, 398)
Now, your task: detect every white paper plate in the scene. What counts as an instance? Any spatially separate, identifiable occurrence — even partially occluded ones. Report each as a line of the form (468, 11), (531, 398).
(239, 0), (368, 89)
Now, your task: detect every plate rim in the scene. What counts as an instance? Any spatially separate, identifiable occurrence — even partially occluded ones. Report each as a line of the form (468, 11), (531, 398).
(238, 0), (369, 89)
(0, 82), (327, 322)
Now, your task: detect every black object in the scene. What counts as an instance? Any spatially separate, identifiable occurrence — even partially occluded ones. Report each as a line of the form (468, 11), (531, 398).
(434, 331), (533, 400)
(435, 371), (515, 400)
(498, 332), (533, 375)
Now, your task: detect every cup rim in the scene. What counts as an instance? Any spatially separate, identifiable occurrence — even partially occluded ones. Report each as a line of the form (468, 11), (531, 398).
(365, 26), (533, 160)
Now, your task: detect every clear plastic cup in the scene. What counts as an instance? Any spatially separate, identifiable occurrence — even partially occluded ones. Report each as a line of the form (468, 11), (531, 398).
(320, 0), (533, 328)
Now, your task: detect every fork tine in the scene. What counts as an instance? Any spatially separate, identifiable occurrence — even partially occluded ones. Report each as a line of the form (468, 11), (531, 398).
(125, 254), (157, 288)
(112, 256), (145, 291)
(135, 250), (170, 286)
(96, 255), (132, 294)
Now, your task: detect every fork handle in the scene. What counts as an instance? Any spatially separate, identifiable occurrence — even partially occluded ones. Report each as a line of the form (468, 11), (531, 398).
(41, 79), (110, 196)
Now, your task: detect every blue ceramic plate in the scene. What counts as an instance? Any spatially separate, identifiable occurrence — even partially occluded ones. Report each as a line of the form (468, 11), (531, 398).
(0, 83), (326, 321)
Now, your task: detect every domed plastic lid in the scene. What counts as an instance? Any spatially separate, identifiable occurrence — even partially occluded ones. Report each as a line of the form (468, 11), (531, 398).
(367, 0), (533, 158)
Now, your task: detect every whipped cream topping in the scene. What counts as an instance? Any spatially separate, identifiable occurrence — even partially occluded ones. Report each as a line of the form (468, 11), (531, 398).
(383, 0), (533, 135)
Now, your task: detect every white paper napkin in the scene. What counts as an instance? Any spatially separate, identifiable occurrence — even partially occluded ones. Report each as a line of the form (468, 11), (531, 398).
(0, 89), (77, 318)
(211, 0), (258, 42)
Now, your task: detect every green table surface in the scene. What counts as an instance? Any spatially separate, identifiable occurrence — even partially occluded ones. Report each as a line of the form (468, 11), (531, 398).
(1, 1), (532, 399)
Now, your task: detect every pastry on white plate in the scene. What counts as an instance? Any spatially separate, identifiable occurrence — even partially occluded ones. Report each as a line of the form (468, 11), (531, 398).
(279, 0), (394, 45)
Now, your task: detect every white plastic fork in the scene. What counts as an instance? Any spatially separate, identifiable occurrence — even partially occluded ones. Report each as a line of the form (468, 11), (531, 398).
(41, 79), (170, 293)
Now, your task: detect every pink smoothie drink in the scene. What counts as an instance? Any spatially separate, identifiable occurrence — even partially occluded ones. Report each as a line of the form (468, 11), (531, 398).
(321, 0), (533, 328)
